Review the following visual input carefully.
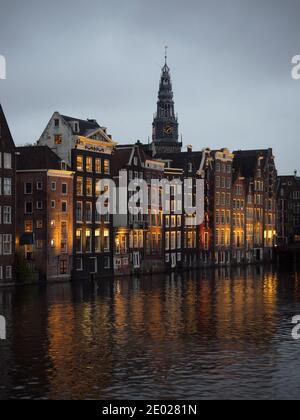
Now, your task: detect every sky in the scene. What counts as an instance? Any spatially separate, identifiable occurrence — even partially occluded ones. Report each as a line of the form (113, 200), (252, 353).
(0, 0), (300, 174)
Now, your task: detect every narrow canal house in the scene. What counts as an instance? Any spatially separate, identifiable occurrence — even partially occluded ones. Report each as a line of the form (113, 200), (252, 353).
(157, 147), (208, 270)
(111, 142), (165, 275)
(233, 149), (277, 262)
(210, 149), (234, 266)
(0, 105), (16, 284)
(16, 146), (74, 281)
(277, 173), (300, 246)
(231, 161), (248, 264)
(37, 112), (116, 279)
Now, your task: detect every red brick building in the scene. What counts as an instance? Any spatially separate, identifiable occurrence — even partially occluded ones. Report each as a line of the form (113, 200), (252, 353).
(16, 146), (74, 281)
(0, 105), (16, 284)
(112, 142), (165, 275)
(277, 174), (300, 246)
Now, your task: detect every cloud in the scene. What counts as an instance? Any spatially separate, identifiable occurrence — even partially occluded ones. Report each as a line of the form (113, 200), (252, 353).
(0, 0), (300, 173)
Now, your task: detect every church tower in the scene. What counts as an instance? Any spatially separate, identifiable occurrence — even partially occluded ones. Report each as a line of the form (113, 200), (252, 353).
(152, 49), (182, 155)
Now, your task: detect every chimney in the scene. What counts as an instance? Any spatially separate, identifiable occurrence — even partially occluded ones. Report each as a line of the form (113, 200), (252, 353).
(187, 144), (192, 153)
(295, 170), (298, 178)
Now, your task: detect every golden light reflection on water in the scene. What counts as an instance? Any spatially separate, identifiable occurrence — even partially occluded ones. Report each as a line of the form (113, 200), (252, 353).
(3, 267), (300, 399)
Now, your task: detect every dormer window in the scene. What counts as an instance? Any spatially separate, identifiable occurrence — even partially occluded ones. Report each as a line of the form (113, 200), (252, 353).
(133, 157), (138, 166)
(61, 161), (67, 171)
(73, 121), (80, 133)
(188, 163), (193, 173)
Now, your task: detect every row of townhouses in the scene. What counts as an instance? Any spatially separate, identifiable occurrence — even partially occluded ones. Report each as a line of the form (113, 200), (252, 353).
(0, 60), (297, 285)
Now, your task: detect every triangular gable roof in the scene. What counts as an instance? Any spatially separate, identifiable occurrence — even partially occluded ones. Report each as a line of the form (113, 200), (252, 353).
(61, 115), (101, 135)
(61, 115), (115, 144)
(0, 104), (16, 151)
(233, 149), (271, 179)
(16, 146), (68, 170)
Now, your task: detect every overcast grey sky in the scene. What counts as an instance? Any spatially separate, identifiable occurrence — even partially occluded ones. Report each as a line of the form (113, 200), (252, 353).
(0, 0), (300, 173)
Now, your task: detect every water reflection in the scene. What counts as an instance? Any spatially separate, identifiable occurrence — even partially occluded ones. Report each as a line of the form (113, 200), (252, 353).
(1, 266), (300, 399)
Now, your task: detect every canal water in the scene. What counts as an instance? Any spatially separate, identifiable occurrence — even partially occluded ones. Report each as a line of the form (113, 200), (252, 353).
(1, 266), (300, 400)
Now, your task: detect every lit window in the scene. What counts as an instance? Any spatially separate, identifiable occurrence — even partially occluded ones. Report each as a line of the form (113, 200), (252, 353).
(95, 179), (101, 196)
(86, 178), (93, 196)
(86, 157), (93, 172)
(54, 135), (62, 145)
(104, 159), (110, 174)
(104, 229), (110, 252)
(95, 159), (101, 173)
(95, 229), (101, 253)
(76, 177), (83, 195)
(76, 229), (82, 253)
(25, 220), (33, 232)
(76, 155), (83, 171)
(86, 229), (92, 253)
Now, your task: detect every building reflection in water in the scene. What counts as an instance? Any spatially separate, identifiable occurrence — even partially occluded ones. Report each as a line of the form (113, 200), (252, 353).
(2, 266), (300, 399)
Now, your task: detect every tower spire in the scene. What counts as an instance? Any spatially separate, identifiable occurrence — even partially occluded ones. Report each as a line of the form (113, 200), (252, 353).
(151, 50), (181, 155)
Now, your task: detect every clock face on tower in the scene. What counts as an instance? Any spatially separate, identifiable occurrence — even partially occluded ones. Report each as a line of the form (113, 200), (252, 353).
(164, 125), (173, 135)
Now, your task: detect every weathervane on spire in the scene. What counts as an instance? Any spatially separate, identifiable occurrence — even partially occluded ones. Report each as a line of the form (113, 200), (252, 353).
(165, 45), (168, 65)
